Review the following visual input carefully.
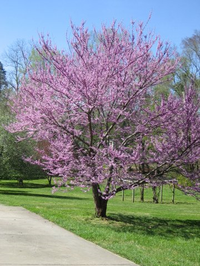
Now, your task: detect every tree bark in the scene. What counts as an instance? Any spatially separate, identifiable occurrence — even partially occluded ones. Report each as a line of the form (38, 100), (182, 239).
(172, 184), (175, 204)
(152, 186), (159, 203)
(47, 176), (52, 186)
(140, 185), (144, 202)
(132, 189), (135, 202)
(92, 183), (108, 218)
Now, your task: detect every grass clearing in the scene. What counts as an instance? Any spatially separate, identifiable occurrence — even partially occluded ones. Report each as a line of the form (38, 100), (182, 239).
(0, 179), (199, 266)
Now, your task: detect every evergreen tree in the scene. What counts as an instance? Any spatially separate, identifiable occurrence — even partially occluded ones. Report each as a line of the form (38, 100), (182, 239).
(0, 61), (7, 91)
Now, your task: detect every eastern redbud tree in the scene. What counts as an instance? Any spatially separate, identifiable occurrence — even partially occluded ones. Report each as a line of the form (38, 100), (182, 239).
(8, 21), (200, 217)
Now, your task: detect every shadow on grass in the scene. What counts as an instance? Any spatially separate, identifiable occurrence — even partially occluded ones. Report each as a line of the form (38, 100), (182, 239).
(0, 189), (87, 200)
(0, 181), (50, 189)
(108, 213), (200, 240)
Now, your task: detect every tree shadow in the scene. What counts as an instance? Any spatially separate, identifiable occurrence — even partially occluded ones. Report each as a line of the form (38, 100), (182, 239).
(0, 181), (49, 189)
(108, 213), (200, 240)
(0, 189), (87, 200)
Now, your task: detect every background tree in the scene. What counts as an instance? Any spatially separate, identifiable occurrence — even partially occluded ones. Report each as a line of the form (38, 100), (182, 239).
(0, 61), (7, 92)
(0, 101), (45, 186)
(0, 131), (45, 185)
(3, 40), (30, 92)
(0, 61), (45, 185)
(174, 30), (200, 95)
(182, 30), (200, 79)
(8, 21), (200, 217)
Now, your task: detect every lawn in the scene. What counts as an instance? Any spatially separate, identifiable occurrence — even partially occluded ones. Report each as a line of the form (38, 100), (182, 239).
(0, 179), (199, 266)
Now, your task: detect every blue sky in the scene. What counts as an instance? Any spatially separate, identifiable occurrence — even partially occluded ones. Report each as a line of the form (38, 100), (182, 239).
(0, 0), (200, 62)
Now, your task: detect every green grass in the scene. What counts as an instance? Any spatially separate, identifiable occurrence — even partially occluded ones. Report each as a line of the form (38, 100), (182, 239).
(0, 179), (200, 266)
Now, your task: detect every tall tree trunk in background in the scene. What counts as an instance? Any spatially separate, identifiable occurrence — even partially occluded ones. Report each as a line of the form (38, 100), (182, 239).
(172, 184), (175, 204)
(152, 186), (159, 203)
(140, 185), (145, 202)
(47, 176), (52, 186)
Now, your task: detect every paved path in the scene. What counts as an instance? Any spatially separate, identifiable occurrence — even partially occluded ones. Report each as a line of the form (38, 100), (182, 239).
(0, 204), (138, 266)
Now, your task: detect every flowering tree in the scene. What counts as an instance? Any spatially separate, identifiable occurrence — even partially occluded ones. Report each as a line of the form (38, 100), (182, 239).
(8, 21), (200, 217)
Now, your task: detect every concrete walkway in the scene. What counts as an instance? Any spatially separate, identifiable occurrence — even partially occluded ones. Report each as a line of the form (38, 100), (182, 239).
(0, 204), (138, 266)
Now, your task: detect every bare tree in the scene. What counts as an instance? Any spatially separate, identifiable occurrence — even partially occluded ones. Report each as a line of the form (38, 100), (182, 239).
(174, 30), (200, 95)
(181, 30), (200, 79)
(3, 39), (31, 92)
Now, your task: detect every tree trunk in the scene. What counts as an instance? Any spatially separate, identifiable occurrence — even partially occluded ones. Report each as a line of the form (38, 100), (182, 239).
(140, 185), (144, 202)
(132, 189), (135, 203)
(18, 178), (23, 187)
(47, 176), (52, 186)
(92, 184), (108, 218)
(172, 184), (175, 204)
(160, 184), (163, 203)
(152, 186), (159, 203)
